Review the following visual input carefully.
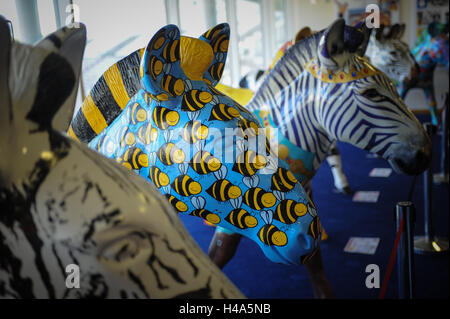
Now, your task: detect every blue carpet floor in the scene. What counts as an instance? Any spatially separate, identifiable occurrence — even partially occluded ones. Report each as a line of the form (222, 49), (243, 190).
(178, 115), (449, 299)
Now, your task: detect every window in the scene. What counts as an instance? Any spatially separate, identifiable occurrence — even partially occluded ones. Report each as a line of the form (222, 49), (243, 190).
(74, 0), (167, 92)
(273, 0), (287, 50)
(178, 0), (232, 85)
(236, 0), (264, 77)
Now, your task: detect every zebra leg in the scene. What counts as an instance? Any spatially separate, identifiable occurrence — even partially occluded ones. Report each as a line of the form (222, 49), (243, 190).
(326, 144), (352, 195)
(208, 228), (242, 269)
(303, 246), (335, 298)
(424, 86), (438, 126)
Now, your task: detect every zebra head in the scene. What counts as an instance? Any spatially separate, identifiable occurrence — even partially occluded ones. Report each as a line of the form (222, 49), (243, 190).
(315, 19), (431, 175)
(365, 24), (419, 87)
(0, 16), (86, 188)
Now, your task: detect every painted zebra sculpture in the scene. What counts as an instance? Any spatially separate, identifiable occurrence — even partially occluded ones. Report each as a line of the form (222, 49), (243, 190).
(238, 27), (353, 195)
(208, 19), (432, 276)
(69, 24), (329, 275)
(365, 24), (419, 89)
(401, 22), (449, 126)
(0, 17), (244, 299)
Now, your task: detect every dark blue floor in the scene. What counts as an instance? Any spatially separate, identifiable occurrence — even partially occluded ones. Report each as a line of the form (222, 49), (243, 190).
(179, 115), (449, 299)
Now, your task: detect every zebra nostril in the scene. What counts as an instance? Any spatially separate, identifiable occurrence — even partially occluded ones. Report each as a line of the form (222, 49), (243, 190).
(414, 149), (431, 169)
(392, 148), (431, 176)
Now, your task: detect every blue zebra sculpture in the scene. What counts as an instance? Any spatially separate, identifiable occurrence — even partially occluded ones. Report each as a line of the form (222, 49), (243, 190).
(0, 17), (244, 299)
(70, 23), (323, 269)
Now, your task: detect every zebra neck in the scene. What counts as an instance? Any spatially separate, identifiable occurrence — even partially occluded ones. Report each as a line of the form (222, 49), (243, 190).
(246, 32), (333, 171)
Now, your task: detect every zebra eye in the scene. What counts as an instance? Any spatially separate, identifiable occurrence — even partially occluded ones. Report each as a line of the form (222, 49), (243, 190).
(362, 89), (379, 99)
(390, 50), (397, 56)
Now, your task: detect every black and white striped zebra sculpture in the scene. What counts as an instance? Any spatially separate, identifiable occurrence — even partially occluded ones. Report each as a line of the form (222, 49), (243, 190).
(209, 19), (432, 277)
(0, 17), (243, 299)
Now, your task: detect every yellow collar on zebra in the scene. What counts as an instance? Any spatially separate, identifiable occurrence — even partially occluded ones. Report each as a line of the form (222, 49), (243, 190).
(305, 57), (380, 83)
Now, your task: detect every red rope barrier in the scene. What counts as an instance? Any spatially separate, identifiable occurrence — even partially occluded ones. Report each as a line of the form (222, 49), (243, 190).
(378, 214), (405, 299)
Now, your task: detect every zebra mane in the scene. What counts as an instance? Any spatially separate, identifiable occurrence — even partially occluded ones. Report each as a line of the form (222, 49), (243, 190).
(248, 30), (324, 109)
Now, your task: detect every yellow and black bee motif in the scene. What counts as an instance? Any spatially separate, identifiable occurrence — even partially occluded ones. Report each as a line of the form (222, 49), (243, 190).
(209, 103), (240, 121)
(150, 28), (166, 51)
(233, 150), (267, 176)
(273, 199), (308, 224)
(118, 127), (136, 147)
(257, 224), (288, 247)
(117, 147), (149, 170)
(225, 209), (258, 229)
(308, 216), (322, 240)
(202, 24), (224, 42)
(190, 208), (221, 224)
(165, 194), (188, 213)
(161, 38), (180, 63)
(209, 62), (225, 82)
(127, 102), (147, 125)
(148, 55), (163, 80)
(171, 175), (202, 196)
(208, 85), (226, 96)
(152, 106), (180, 130)
(181, 89), (213, 112)
(190, 151), (222, 175)
(157, 143), (186, 165)
(243, 188), (277, 210)
(137, 122), (158, 144)
(206, 179), (242, 202)
(265, 137), (272, 156)
(238, 118), (260, 137)
(148, 166), (170, 188)
(182, 120), (209, 144)
(161, 74), (185, 97)
(271, 167), (298, 192)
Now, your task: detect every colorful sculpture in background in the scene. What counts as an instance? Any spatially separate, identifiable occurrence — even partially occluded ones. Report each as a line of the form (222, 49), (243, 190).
(69, 23), (323, 267)
(402, 22), (449, 126)
(0, 16), (244, 299)
(207, 19), (432, 277)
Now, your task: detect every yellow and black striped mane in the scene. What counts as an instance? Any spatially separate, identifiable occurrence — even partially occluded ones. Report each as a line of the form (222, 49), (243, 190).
(68, 48), (145, 143)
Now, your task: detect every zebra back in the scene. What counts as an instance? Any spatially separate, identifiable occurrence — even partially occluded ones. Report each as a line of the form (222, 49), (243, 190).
(68, 48), (145, 143)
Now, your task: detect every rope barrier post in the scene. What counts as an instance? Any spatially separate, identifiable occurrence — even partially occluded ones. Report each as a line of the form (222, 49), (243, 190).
(414, 123), (449, 254)
(434, 95), (448, 184)
(396, 202), (416, 299)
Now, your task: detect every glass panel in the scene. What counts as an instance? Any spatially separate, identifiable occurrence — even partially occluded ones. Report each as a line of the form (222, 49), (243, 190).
(0, 0), (20, 41)
(37, 0), (57, 37)
(273, 0), (287, 50)
(178, 0), (231, 85)
(236, 0), (263, 78)
(73, 0), (167, 92)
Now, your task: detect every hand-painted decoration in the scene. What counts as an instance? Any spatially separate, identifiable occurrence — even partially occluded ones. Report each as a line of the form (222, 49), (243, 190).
(247, 19), (431, 179)
(69, 24), (321, 266)
(0, 16), (244, 299)
(403, 22), (449, 126)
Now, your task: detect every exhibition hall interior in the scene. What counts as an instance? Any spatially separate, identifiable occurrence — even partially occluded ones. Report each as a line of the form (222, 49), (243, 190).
(0, 0), (448, 300)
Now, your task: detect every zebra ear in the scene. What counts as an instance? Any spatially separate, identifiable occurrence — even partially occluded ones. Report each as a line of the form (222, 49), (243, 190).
(35, 25), (87, 131)
(386, 23), (401, 40)
(200, 23), (230, 87)
(318, 19), (346, 69)
(375, 24), (385, 41)
(397, 24), (406, 40)
(0, 15), (12, 124)
(295, 27), (312, 43)
(355, 23), (372, 57)
(25, 25), (86, 131)
(141, 24), (182, 98)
